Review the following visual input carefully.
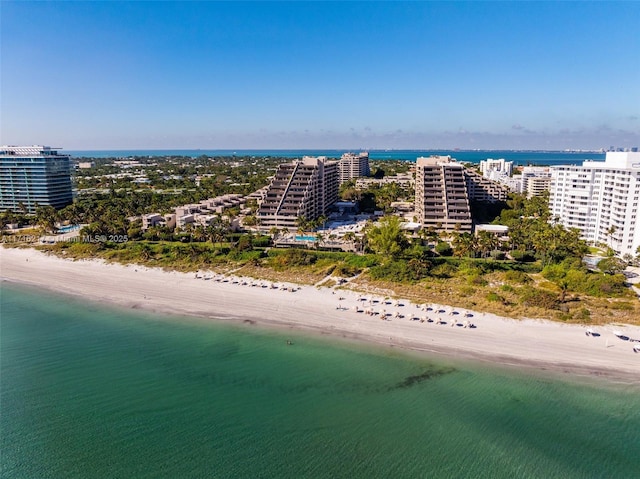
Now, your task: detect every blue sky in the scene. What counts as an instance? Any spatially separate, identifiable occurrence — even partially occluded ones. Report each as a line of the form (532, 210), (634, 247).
(1, 1), (638, 150)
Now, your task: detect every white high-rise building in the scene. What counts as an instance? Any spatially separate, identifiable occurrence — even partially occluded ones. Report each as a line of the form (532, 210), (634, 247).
(549, 152), (640, 256)
(479, 158), (513, 178)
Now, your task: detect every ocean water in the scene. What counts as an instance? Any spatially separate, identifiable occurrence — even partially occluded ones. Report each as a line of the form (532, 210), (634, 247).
(1, 283), (639, 478)
(67, 149), (606, 166)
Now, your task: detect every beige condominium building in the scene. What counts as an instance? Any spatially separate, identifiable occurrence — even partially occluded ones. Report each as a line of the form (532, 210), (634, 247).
(258, 156), (339, 229)
(338, 152), (370, 183)
(464, 169), (510, 203)
(521, 166), (552, 198)
(415, 156), (510, 233)
(550, 152), (640, 256)
(415, 156), (472, 232)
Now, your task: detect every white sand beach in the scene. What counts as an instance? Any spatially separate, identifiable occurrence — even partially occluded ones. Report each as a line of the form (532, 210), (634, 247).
(2, 246), (639, 382)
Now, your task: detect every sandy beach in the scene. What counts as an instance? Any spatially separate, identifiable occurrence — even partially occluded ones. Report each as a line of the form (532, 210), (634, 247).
(2, 246), (639, 382)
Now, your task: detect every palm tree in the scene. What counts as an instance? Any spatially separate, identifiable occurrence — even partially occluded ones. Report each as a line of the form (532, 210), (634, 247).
(606, 225), (618, 248)
(138, 243), (153, 261)
(557, 279), (570, 303)
(343, 231), (356, 243)
(477, 231), (500, 258)
(269, 227), (280, 240)
(452, 232), (477, 258)
(365, 216), (406, 257)
(425, 227), (440, 248)
(296, 216), (308, 236)
(207, 223), (226, 248)
(192, 225), (207, 242)
(35, 205), (59, 233)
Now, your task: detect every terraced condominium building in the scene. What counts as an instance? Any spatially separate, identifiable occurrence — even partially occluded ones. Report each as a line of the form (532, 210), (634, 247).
(0, 145), (73, 213)
(338, 152), (370, 183)
(464, 169), (510, 203)
(258, 156), (339, 229)
(415, 156), (472, 232)
(550, 152), (640, 256)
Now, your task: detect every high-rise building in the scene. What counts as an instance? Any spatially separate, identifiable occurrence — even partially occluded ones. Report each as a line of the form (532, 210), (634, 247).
(549, 152), (640, 256)
(258, 156), (339, 229)
(415, 156), (472, 232)
(0, 145), (73, 213)
(479, 158), (513, 178)
(338, 152), (370, 183)
(521, 166), (552, 198)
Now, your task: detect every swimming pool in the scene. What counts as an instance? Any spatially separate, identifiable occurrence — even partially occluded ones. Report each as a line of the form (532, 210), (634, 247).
(57, 225), (80, 233)
(295, 235), (317, 242)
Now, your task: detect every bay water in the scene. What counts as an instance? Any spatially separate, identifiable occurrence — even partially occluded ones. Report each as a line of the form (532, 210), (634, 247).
(67, 149), (605, 166)
(1, 283), (638, 478)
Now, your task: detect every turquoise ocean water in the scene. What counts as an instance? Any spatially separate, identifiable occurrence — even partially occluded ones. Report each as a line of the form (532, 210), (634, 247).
(2, 283), (639, 478)
(67, 149), (606, 166)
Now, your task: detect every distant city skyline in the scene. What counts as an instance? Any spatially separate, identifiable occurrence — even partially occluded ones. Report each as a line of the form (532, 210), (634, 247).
(2, 1), (638, 150)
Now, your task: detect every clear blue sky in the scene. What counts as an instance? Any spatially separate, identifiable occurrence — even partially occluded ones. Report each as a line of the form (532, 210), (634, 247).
(1, 1), (639, 150)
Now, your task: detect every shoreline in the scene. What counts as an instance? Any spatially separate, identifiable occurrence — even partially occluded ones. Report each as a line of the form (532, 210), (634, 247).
(2, 246), (639, 383)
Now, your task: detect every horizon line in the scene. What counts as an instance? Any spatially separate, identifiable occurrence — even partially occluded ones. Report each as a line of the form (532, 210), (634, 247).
(62, 147), (609, 152)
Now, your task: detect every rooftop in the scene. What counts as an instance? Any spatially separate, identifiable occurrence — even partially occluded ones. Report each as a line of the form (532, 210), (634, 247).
(1, 145), (65, 156)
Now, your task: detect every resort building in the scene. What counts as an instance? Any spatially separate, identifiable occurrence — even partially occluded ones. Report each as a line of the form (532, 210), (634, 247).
(0, 145), (73, 213)
(258, 156), (339, 229)
(549, 152), (640, 255)
(338, 152), (370, 183)
(415, 156), (472, 232)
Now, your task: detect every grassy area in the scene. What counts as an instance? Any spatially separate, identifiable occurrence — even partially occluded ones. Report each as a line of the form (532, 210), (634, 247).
(347, 271), (640, 325)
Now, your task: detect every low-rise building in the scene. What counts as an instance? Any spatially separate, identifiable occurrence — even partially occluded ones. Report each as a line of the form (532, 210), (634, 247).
(142, 213), (176, 230)
(475, 224), (509, 237)
(355, 172), (414, 189)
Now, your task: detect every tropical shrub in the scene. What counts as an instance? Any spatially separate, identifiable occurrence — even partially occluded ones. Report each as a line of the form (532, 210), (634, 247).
(504, 270), (531, 283)
(435, 241), (453, 256)
(510, 250), (535, 262)
(521, 288), (559, 310)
